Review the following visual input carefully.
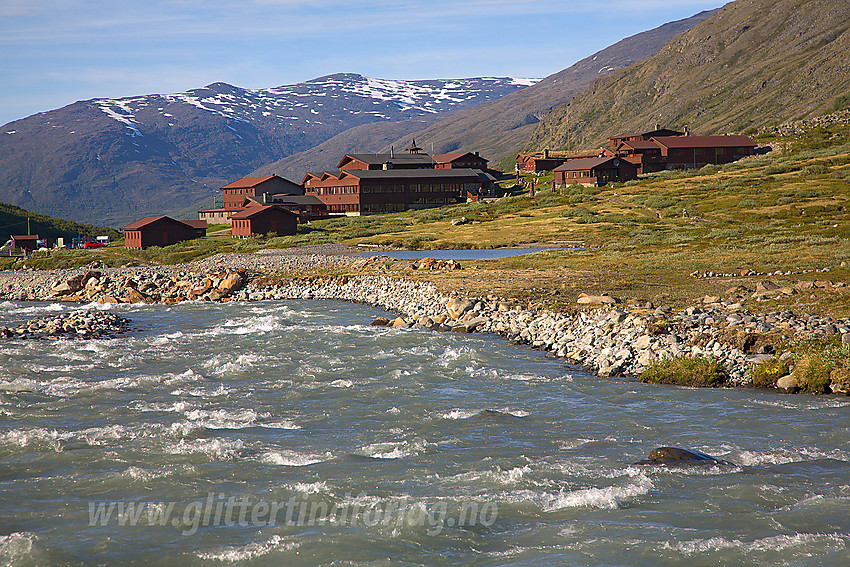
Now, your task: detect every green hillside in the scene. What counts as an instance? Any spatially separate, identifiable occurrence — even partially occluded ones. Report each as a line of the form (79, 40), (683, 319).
(0, 202), (120, 244)
(525, 0), (850, 151)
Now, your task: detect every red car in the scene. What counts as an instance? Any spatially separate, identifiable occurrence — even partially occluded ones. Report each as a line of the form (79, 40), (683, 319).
(83, 241), (106, 249)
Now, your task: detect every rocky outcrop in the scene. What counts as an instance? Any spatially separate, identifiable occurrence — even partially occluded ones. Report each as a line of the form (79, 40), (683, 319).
(0, 311), (129, 340)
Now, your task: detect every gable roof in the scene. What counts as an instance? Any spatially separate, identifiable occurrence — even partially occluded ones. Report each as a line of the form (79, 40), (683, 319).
(221, 175), (277, 189)
(553, 157), (627, 171)
(183, 220), (208, 230)
(651, 135), (757, 149)
(338, 153), (435, 168)
(431, 152), (488, 164)
(11, 234), (39, 241)
(230, 205), (298, 220)
(610, 128), (685, 140)
(617, 140), (661, 150)
(121, 216), (191, 231)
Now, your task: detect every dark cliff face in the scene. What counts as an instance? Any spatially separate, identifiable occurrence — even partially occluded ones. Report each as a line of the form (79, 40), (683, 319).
(525, 0), (850, 152)
(0, 75), (533, 226)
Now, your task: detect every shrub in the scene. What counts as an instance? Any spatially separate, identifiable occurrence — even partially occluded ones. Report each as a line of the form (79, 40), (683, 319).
(752, 358), (790, 388)
(790, 346), (850, 394)
(802, 163), (830, 175)
(640, 356), (727, 387)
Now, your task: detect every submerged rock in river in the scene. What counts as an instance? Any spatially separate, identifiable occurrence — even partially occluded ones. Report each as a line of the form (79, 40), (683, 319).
(634, 447), (734, 467)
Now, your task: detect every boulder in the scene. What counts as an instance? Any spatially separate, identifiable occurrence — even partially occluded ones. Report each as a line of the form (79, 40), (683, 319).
(634, 447), (733, 467)
(369, 317), (390, 327)
(451, 217), (469, 226)
(776, 373), (799, 393)
(446, 298), (475, 319)
(390, 317), (409, 328)
(50, 282), (78, 297)
(756, 280), (779, 292)
(126, 288), (148, 304)
(576, 293), (620, 305)
(218, 272), (244, 293)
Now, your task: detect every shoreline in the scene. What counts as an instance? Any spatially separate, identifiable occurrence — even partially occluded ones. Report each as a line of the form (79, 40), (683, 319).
(1, 246), (848, 393)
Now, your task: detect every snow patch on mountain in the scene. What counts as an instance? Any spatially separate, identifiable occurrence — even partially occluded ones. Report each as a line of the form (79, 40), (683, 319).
(93, 74), (539, 131)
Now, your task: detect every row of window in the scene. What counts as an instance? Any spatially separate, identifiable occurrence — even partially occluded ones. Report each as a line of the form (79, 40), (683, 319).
(308, 183), (466, 195)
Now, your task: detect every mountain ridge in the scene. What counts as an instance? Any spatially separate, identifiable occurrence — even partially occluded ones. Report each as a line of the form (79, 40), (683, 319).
(0, 74), (533, 226)
(525, 0), (850, 151)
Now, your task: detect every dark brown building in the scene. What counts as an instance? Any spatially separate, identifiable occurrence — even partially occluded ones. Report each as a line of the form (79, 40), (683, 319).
(254, 194), (329, 221)
(303, 168), (486, 214)
(10, 234), (39, 251)
(608, 127), (685, 150)
(432, 152), (489, 170)
(230, 205), (298, 237)
(122, 217), (202, 249)
(650, 135), (757, 169)
(337, 153), (435, 171)
(611, 140), (666, 175)
(516, 149), (612, 173)
(222, 175), (304, 210)
(553, 157), (638, 187)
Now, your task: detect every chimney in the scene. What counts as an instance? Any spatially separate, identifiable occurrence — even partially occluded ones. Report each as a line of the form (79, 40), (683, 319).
(684, 125), (689, 136)
(655, 123), (660, 131)
(390, 146), (394, 158)
(544, 148), (550, 159)
(474, 151), (479, 156)
(383, 162), (392, 170)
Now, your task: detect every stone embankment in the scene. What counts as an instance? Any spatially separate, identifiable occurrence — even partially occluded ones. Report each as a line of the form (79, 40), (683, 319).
(1, 248), (848, 392)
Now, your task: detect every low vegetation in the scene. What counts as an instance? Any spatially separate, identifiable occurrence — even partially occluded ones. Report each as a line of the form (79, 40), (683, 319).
(639, 356), (728, 387)
(751, 358), (790, 388)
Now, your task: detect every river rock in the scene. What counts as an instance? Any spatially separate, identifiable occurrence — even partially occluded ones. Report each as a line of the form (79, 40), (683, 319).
(446, 298), (475, 319)
(369, 317), (390, 326)
(776, 374), (799, 392)
(576, 293), (620, 305)
(634, 447), (732, 466)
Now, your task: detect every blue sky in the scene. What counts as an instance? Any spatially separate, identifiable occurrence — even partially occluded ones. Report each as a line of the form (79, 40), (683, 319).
(0, 0), (724, 126)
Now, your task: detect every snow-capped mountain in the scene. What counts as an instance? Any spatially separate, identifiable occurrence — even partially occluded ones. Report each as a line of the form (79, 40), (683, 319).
(0, 74), (536, 225)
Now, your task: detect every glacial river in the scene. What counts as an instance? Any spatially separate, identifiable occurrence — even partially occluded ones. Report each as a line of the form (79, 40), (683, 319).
(1, 299), (848, 566)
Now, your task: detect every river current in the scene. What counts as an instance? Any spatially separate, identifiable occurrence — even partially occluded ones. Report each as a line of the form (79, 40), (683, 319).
(1, 299), (848, 566)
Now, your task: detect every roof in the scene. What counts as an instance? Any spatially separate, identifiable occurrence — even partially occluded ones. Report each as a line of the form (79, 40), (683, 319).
(553, 157), (625, 171)
(183, 220), (208, 230)
(651, 135), (757, 149)
(221, 175), (277, 189)
(230, 205), (298, 220)
(11, 234), (39, 240)
(617, 140), (660, 150)
(610, 128), (685, 140)
(122, 216), (168, 230)
(122, 216), (195, 231)
(198, 207), (229, 213)
(338, 153), (435, 168)
(337, 168), (482, 181)
(431, 152), (487, 164)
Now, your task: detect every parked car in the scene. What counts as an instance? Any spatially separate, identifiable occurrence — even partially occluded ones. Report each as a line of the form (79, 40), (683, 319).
(82, 240), (105, 249)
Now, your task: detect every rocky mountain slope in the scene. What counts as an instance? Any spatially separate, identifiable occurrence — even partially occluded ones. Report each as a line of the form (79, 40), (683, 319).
(0, 75), (533, 226)
(257, 10), (718, 178)
(525, 0), (850, 151)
